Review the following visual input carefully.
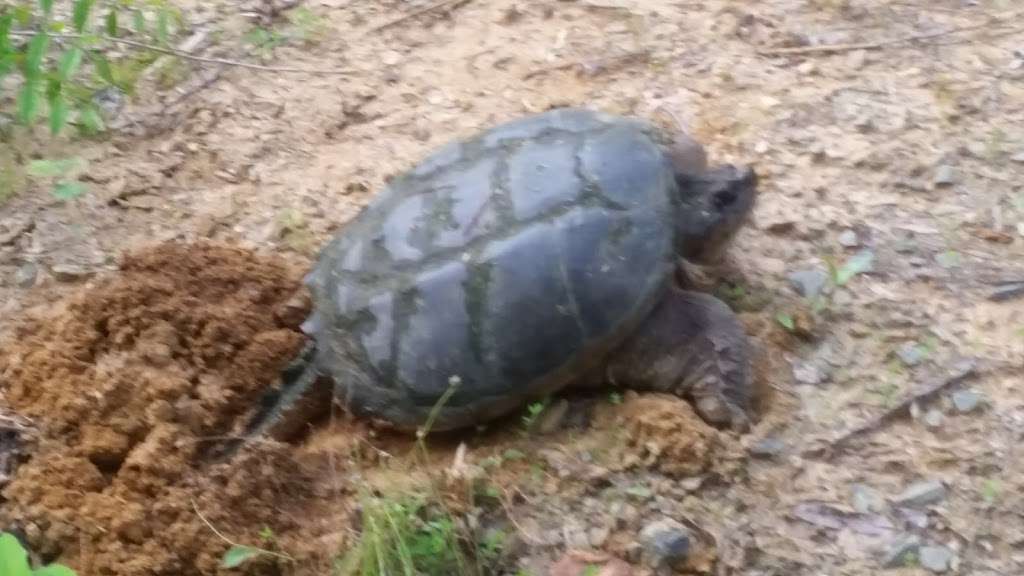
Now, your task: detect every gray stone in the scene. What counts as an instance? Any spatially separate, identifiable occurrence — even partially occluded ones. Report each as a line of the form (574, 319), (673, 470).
(793, 361), (827, 385)
(588, 525), (610, 548)
(851, 484), (885, 513)
(951, 390), (983, 413)
(51, 263), (95, 282)
(896, 342), (927, 367)
(536, 399), (569, 434)
(919, 545), (955, 573)
(749, 437), (785, 458)
(838, 229), (859, 247)
(1010, 151), (1024, 163)
(788, 269), (828, 298)
(639, 518), (691, 569)
(933, 165), (956, 187)
(893, 479), (947, 508)
(14, 263), (38, 288)
(923, 408), (944, 428)
(881, 535), (921, 568)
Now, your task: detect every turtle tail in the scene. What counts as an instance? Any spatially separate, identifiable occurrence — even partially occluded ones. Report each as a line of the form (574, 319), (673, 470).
(215, 341), (333, 458)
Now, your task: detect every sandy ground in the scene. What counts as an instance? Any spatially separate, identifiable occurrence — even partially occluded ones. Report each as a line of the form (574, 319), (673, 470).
(1, 0), (1023, 574)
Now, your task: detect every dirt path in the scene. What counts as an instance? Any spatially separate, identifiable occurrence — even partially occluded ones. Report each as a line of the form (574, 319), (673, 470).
(2, 1), (1023, 575)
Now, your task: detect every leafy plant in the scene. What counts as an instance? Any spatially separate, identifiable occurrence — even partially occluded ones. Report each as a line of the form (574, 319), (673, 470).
(0, 0), (183, 138)
(520, 399), (548, 433)
(0, 532), (77, 576)
(25, 155), (89, 199)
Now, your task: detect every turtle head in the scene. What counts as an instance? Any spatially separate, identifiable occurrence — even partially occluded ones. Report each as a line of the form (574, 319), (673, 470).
(672, 164), (758, 263)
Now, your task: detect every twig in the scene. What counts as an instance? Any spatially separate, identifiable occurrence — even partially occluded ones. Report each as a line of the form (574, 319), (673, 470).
(989, 282), (1024, 302)
(758, 17), (1021, 57)
(369, 0), (472, 33)
(191, 499), (295, 562)
(522, 49), (649, 80)
(8, 30), (356, 74)
(803, 359), (978, 458)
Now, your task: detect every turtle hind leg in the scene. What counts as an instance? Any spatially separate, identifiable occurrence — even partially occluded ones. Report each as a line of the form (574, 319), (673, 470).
(245, 340), (334, 441)
(605, 286), (754, 432)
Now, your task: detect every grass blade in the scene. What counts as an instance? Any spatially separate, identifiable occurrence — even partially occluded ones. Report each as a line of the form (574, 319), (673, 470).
(49, 92), (68, 135)
(105, 10), (118, 36)
(58, 47), (83, 81)
(72, 0), (96, 33)
(17, 80), (40, 124)
(23, 33), (49, 80)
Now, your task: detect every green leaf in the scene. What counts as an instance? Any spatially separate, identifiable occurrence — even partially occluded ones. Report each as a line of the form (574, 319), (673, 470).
(17, 80), (40, 124)
(77, 105), (105, 134)
(835, 249), (875, 286)
(23, 33), (49, 80)
(14, 6), (33, 27)
(92, 53), (115, 85)
(221, 546), (264, 569)
(156, 7), (170, 44)
(105, 10), (118, 36)
(27, 158), (86, 178)
(0, 53), (14, 79)
(58, 48), (83, 81)
(33, 564), (78, 576)
(980, 478), (1002, 504)
(72, 0), (96, 33)
(52, 181), (87, 200)
(39, 0), (55, 17)
(49, 94), (69, 135)
(0, 533), (33, 576)
(132, 10), (145, 34)
(935, 250), (960, 268)
(775, 311), (796, 331)
(0, 13), (14, 53)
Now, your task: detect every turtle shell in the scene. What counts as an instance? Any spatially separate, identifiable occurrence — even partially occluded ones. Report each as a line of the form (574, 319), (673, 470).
(302, 108), (679, 430)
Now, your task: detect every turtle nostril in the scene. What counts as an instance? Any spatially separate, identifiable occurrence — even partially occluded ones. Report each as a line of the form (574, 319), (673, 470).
(713, 189), (737, 210)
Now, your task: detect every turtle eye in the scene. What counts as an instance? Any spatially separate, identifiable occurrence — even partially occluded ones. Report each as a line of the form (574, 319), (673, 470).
(713, 189), (737, 210)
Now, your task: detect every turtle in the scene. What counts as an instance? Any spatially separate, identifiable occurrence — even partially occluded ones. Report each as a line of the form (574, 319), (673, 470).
(245, 107), (759, 442)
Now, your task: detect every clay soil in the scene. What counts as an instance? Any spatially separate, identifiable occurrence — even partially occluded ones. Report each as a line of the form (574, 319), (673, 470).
(2, 1), (1024, 575)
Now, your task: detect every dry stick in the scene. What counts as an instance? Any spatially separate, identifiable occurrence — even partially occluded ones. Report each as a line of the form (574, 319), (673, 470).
(369, 0), (472, 33)
(8, 30), (357, 74)
(758, 17), (1022, 57)
(191, 499), (295, 562)
(522, 49), (649, 80)
(803, 360), (978, 458)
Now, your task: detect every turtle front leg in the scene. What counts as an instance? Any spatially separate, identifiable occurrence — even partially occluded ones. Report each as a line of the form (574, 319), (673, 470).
(606, 286), (754, 432)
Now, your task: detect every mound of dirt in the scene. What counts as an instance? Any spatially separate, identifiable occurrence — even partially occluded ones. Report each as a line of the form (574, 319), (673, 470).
(0, 242), (345, 575)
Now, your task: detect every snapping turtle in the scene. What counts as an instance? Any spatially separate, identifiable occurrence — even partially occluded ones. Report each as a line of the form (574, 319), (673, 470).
(248, 107), (758, 440)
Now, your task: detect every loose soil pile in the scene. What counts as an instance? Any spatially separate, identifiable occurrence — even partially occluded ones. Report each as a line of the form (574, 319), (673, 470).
(0, 242), (347, 575)
(0, 241), (743, 576)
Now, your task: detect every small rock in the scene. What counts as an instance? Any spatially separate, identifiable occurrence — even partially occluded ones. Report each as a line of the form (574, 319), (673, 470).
(893, 479), (947, 508)
(951, 390), (983, 413)
(882, 535), (921, 568)
(851, 484), (885, 513)
(550, 551), (633, 576)
(797, 61), (816, 75)
(838, 229), (859, 247)
(923, 408), (944, 428)
(933, 165), (956, 187)
(537, 399), (570, 434)
(589, 525), (611, 548)
(788, 269), (828, 299)
(50, 263), (95, 282)
(749, 437), (785, 458)
(1010, 151), (1024, 163)
(793, 361), (827, 385)
(896, 342), (927, 367)
(847, 49), (867, 69)
(564, 524), (590, 549)
(919, 545), (955, 573)
(13, 263), (38, 288)
(638, 518), (691, 569)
